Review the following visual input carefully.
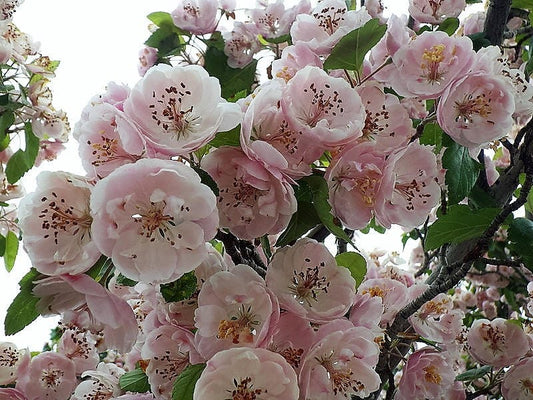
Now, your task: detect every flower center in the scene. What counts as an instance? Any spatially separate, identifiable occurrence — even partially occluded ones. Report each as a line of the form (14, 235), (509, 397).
(420, 44), (446, 84)
(454, 92), (493, 125)
(418, 298), (449, 319)
(132, 200), (176, 244)
(288, 260), (330, 306)
(480, 323), (506, 354)
(217, 305), (260, 344)
(41, 368), (64, 389)
(423, 365), (442, 384)
(226, 377), (265, 400)
(279, 346), (304, 369)
(362, 286), (386, 299)
(150, 350), (189, 381)
(362, 107), (390, 140)
(0, 345), (18, 368)
(183, 3), (200, 17)
(303, 83), (343, 128)
(314, 5), (346, 35)
(521, 379), (533, 393)
(318, 353), (365, 396)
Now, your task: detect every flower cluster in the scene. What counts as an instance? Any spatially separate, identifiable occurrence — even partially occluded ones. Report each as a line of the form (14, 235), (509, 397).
(4, 0), (533, 399)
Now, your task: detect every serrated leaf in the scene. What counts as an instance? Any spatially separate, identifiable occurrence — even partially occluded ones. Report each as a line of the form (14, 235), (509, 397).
(419, 123), (443, 153)
(425, 205), (500, 250)
(172, 364), (206, 400)
(4, 268), (41, 335)
(5, 123), (39, 184)
(455, 365), (491, 381)
(323, 18), (387, 71)
(4, 230), (18, 272)
(0, 111), (14, 142)
(335, 252), (367, 288)
(119, 369), (150, 393)
(208, 125), (241, 148)
(442, 141), (481, 204)
(276, 201), (319, 247)
(160, 271), (197, 302)
(437, 17), (459, 35)
(302, 175), (355, 247)
(508, 217), (533, 269)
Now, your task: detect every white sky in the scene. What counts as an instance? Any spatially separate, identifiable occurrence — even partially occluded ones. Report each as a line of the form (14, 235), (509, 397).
(0, 0), (416, 350)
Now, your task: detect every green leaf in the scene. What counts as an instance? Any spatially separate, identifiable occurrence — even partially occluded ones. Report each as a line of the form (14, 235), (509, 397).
(276, 201), (319, 247)
(437, 17), (459, 36)
(192, 165), (219, 196)
(467, 32), (491, 51)
(172, 364), (206, 400)
(0, 234), (5, 258)
(4, 230), (18, 272)
(360, 218), (386, 234)
(508, 218), (533, 269)
(145, 13), (186, 57)
(4, 268), (41, 335)
(424, 205), (500, 250)
(5, 123), (40, 184)
(119, 369), (150, 393)
(160, 271), (197, 302)
(455, 365), (491, 381)
(0, 111), (14, 141)
(323, 18), (387, 71)
(302, 175), (355, 246)
(208, 125), (241, 147)
(260, 33), (291, 44)
(260, 235), (272, 261)
(468, 184), (498, 210)
(512, 0), (533, 9)
(115, 274), (137, 287)
(203, 42), (257, 99)
(147, 11), (176, 27)
(442, 141), (481, 204)
(335, 252), (367, 288)
(419, 123), (443, 153)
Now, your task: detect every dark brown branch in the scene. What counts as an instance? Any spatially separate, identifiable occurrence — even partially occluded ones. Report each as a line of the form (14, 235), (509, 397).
(215, 230), (267, 277)
(483, 0), (512, 46)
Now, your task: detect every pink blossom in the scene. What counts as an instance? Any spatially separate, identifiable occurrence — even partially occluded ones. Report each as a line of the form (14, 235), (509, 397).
(400, 96), (429, 119)
(358, 277), (409, 326)
(77, 82), (130, 129)
(392, 31), (474, 99)
(18, 171), (100, 276)
(501, 356), (533, 400)
(202, 146), (296, 240)
(33, 274), (138, 353)
(437, 73), (515, 152)
(193, 347), (299, 399)
(409, 293), (464, 343)
(171, 0), (218, 35)
(467, 318), (530, 368)
(395, 348), (465, 400)
(281, 65), (366, 148)
(124, 64), (241, 156)
(194, 264), (279, 360)
(349, 292), (384, 334)
(299, 323), (381, 399)
(326, 142), (389, 230)
(265, 238), (356, 322)
(34, 139), (66, 167)
(77, 103), (147, 179)
(408, 0), (466, 25)
(71, 362), (124, 400)
(16, 351), (77, 400)
(90, 158), (218, 284)
(290, 0), (371, 56)
(0, 342), (29, 385)
(377, 142), (441, 229)
(0, 388), (27, 400)
(223, 22), (261, 68)
(271, 43), (323, 82)
(57, 328), (99, 374)
(137, 46), (158, 77)
(141, 325), (197, 398)
(31, 107), (70, 141)
(250, 0), (310, 39)
(462, 11), (485, 35)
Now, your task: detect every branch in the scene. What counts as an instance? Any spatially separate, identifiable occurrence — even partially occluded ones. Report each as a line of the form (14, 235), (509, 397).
(483, 0), (512, 46)
(215, 230), (267, 277)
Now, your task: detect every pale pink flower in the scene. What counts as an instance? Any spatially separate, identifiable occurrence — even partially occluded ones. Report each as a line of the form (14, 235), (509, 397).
(16, 351), (77, 400)
(137, 46), (158, 77)
(409, 293), (464, 343)
(18, 171), (100, 276)
(290, 0), (371, 56)
(0, 170), (24, 201)
(90, 159), (218, 284)
(467, 318), (530, 368)
(223, 22), (261, 68)
(437, 73), (515, 152)
(395, 348), (465, 400)
(299, 323), (381, 399)
(31, 106), (70, 141)
(392, 31), (475, 99)
(377, 142), (441, 229)
(202, 146), (296, 240)
(194, 264), (279, 360)
(171, 0), (218, 35)
(77, 103), (147, 179)
(241, 79), (323, 178)
(0, 388), (27, 400)
(501, 356), (533, 400)
(33, 274), (138, 353)
(57, 328), (99, 374)
(271, 43), (322, 82)
(124, 64), (241, 156)
(358, 277), (409, 326)
(71, 362), (124, 400)
(461, 11), (485, 35)
(365, 0), (385, 22)
(408, 0), (466, 25)
(193, 347), (299, 400)
(0, 342), (29, 385)
(265, 238), (356, 323)
(281, 65), (366, 148)
(141, 325), (197, 399)
(349, 292), (384, 334)
(400, 96), (429, 119)
(0, 34), (12, 63)
(34, 139), (66, 167)
(250, 0), (310, 39)
(326, 142), (390, 230)
(356, 82), (414, 152)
